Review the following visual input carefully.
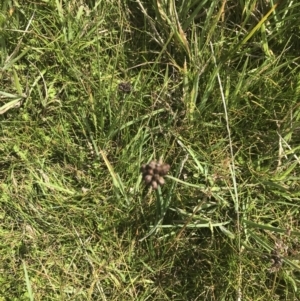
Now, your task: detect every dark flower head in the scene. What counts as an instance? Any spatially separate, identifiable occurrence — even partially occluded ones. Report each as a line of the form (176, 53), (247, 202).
(118, 82), (132, 93)
(141, 160), (170, 189)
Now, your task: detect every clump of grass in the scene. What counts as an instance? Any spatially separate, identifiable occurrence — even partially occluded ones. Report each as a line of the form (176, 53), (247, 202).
(1, 0), (300, 300)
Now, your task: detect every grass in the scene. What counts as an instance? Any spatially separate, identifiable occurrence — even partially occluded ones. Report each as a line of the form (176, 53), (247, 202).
(0, 0), (300, 300)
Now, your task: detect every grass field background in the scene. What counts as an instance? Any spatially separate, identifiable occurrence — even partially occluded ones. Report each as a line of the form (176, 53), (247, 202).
(0, 0), (300, 300)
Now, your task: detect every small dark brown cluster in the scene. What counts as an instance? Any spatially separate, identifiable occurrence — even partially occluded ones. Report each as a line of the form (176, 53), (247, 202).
(140, 160), (170, 189)
(268, 241), (288, 273)
(118, 82), (132, 93)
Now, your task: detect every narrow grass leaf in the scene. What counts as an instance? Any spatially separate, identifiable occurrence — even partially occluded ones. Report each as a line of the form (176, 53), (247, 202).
(99, 149), (129, 206)
(239, 1), (282, 47)
(34, 180), (75, 195)
(0, 98), (22, 114)
(188, 72), (200, 121)
(176, 138), (204, 174)
(23, 260), (34, 301)
(13, 69), (23, 95)
(156, 220), (231, 229)
(2, 47), (30, 71)
(0, 91), (22, 98)
(166, 175), (206, 189)
(244, 220), (300, 236)
(139, 186), (166, 241)
(272, 161), (298, 181)
(219, 224), (235, 239)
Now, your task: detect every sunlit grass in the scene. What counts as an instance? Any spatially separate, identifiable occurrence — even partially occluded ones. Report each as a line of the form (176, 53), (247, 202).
(0, 0), (300, 300)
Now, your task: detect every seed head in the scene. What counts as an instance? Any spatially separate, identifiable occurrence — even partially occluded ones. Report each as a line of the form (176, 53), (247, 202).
(118, 82), (132, 93)
(141, 159), (170, 189)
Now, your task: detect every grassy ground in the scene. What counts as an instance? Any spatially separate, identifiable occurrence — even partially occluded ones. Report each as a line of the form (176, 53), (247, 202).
(0, 0), (300, 300)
